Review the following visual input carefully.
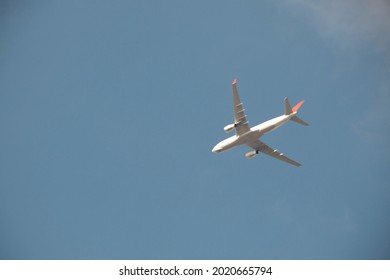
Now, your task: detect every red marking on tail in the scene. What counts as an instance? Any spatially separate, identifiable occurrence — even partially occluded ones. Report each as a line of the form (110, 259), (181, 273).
(292, 100), (304, 112)
(232, 79), (237, 85)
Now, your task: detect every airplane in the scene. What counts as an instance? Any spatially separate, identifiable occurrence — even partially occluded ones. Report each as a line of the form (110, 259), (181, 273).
(212, 79), (308, 167)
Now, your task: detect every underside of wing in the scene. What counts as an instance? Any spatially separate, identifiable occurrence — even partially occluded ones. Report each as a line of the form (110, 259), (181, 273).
(246, 140), (301, 167)
(232, 80), (250, 136)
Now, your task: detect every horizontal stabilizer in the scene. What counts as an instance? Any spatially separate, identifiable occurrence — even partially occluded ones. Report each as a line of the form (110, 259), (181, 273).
(291, 116), (309, 126)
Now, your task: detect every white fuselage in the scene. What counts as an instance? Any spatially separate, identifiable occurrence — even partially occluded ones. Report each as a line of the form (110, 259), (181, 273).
(212, 113), (295, 153)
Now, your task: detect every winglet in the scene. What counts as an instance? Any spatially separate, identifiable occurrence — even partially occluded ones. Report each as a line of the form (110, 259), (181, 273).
(292, 100), (304, 112)
(232, 79), (237, 85)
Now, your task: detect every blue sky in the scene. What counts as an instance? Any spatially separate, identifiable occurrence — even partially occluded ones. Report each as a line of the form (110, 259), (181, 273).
(1, 0), (389, 259)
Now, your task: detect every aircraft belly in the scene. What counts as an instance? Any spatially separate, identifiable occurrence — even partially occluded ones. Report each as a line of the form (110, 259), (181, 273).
(215, 136), (240, 152)
(237, 130), (262, 145)
(255, 116), (290, 135)
(259, 125), (276, 134)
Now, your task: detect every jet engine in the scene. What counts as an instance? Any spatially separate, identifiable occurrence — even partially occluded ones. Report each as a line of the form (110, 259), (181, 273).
(245, 150), (258, 159)
(223, 123), (235, 133)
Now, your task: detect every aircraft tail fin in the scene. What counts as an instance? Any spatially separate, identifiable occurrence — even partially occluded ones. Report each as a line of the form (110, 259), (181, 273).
(292, 100), (304, 113)
(284, 98), (309, 126)
(284, 97), (293, 115)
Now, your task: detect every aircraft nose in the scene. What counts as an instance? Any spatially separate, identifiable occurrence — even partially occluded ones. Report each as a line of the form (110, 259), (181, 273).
(212, 145), (222, 153)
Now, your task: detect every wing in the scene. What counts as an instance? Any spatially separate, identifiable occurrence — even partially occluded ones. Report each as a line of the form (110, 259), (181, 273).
(232, 80), (250, 136)
(246, 139), (301, 167)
